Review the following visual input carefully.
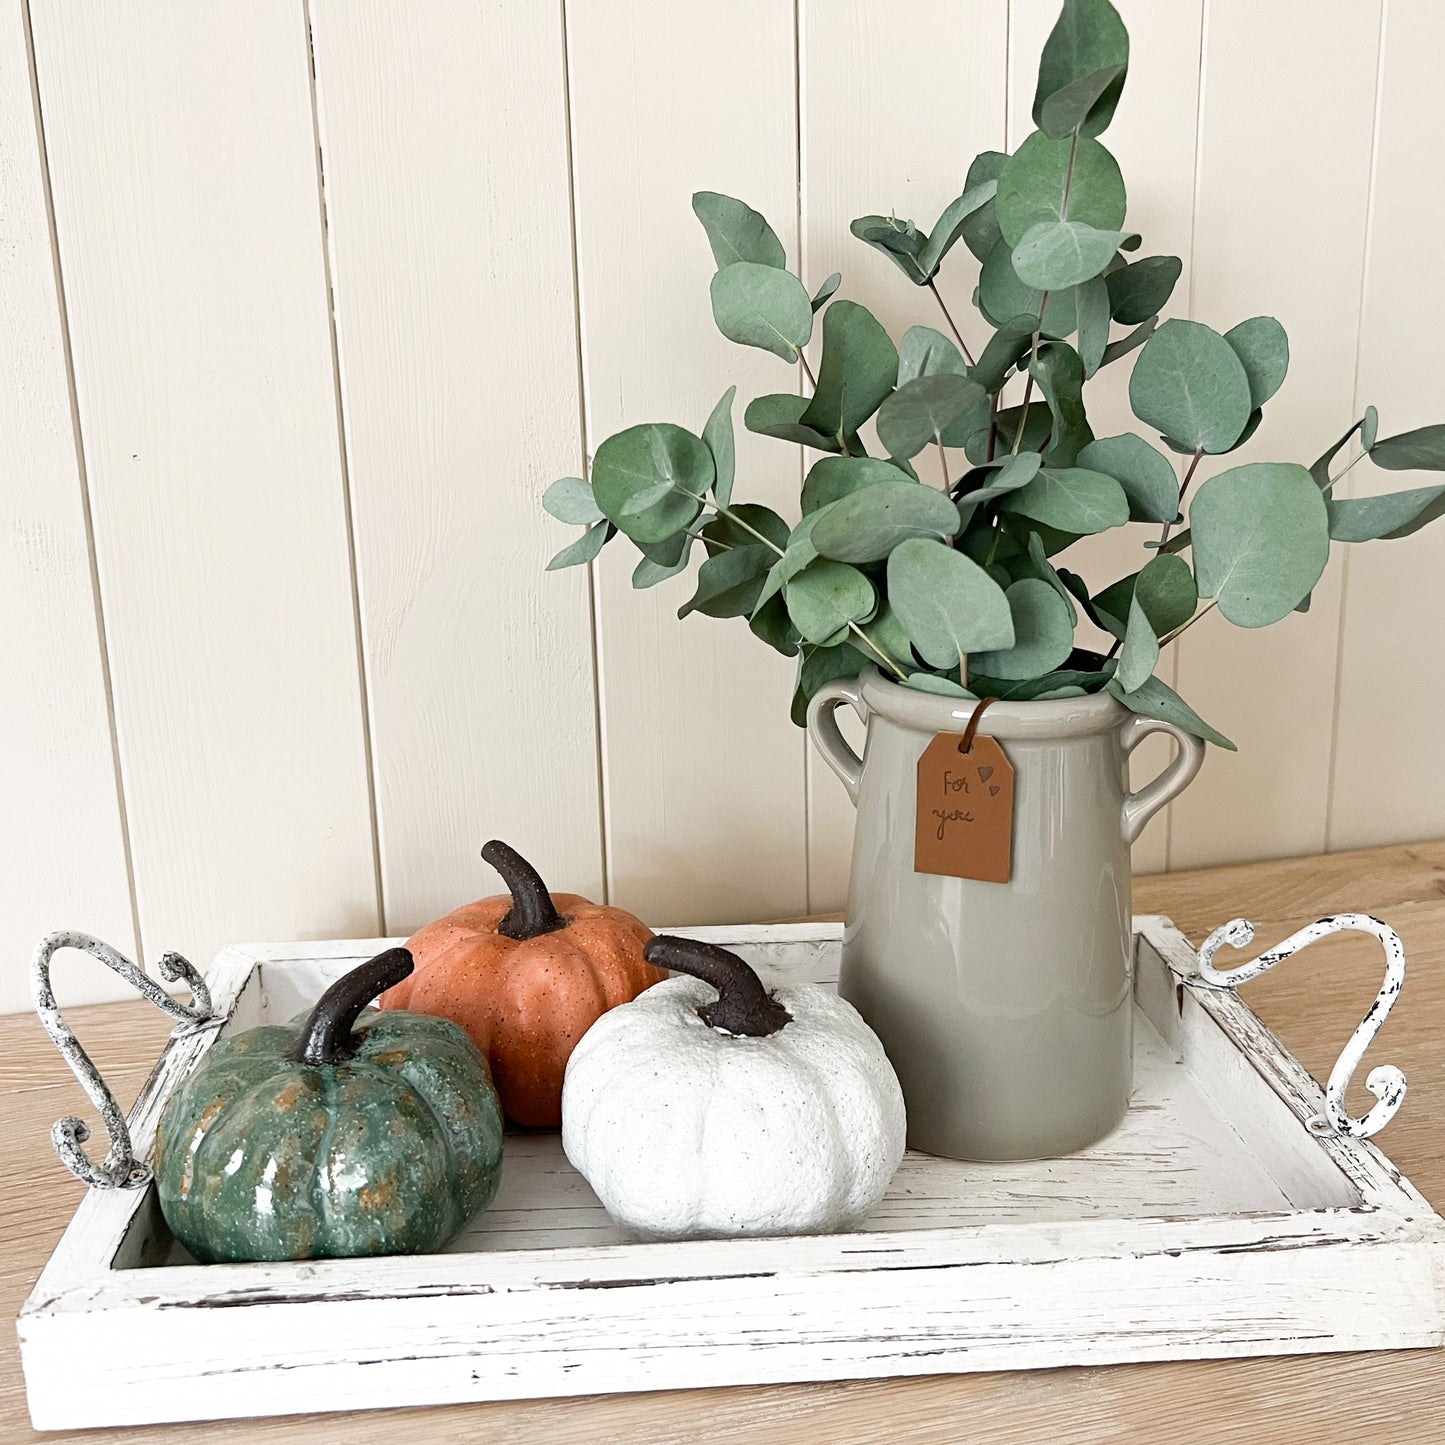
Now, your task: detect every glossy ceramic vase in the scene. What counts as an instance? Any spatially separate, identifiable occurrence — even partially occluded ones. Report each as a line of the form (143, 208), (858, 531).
(807, 667), (1204, 1161)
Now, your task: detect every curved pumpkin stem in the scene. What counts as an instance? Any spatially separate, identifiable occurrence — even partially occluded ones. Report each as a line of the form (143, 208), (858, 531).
(482, 840), (566, 940)
(644, 936), (792, 1038)
(289, 947), (414, 1066)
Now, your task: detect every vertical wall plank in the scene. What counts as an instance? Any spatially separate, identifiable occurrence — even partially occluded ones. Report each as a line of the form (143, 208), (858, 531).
(1328, 2), (1445, 849)
(1009, 0), (1206, 875)
(0, 0), (136, 1010)
(566, 0), (807, 924)
(799, 0), (1009, 908)
(30, 0), (379, 968)
(1169, 0), (1381, 869)
(309, 1), (603, 929)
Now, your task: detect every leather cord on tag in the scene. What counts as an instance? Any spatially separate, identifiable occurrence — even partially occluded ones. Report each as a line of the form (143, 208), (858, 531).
(958, 696), (999, 755)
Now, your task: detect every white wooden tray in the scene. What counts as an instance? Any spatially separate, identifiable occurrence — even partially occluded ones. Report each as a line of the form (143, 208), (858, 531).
(18, 917), (1445, 1431)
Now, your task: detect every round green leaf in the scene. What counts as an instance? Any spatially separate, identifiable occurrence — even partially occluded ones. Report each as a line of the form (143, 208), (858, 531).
(791, 641), (871, 727)
(1128, 319), (1252, 454)
(977, 239), (1079, 338)
(591, 423), (711, 543)
(811, 272), (842, 311)
(1189, 462), (1329, 626)
(954, 452), (1043, 529)
(877, 374), (988, 460)
(701, 386), (737, 508)
(1223, 316), (1289, 410)
(1328, 484), (1445, 542)
(886, 538), (1014, 669)
(801, 457), (899, 514)
(679, 545), (773, 620)
(709, 262), (813, 361)
(1116, 552), (1197, 691)
(784, 561), (877, 644)
(1105, 254), (1182, 325)
(1361, 405), (1379, 451)
(1107, 673), (1235, 750)
(542, 476), (603, 525)
(692, 191), (786, 270)
(801, 299), (899, 441)
(744, 393), (843, 452)
(1033, 0), (1130, 139)
(999, 466), (1129, 534)
(970, 578), (1074, 680)
(897, 325), (968, 384)
(1011, 220), (1131, 291)
(995, 132), (1127, 248)
(1076, 433), (1179, 523)
(547, 520), (613, 571)
(811, 479), (961, 563)
(1368, 423), (1445, 472)
(904, 672), (974, 698)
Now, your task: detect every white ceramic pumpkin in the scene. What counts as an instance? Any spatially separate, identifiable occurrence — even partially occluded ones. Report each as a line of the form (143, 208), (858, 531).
(561, 935), (907, 1239)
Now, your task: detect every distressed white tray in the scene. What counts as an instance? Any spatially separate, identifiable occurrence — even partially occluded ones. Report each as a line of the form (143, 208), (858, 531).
(18, 917), (1445, 1431)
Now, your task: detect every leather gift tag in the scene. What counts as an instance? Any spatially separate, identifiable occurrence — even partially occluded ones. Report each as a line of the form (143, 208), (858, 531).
(914, 731), (1014, 883)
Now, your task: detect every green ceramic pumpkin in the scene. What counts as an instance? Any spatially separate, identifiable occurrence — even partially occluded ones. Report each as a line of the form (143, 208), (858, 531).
(155, 947), (504, 1263)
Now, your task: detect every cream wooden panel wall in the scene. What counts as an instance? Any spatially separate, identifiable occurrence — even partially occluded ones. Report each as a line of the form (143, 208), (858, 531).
(5, 0), (1445, 1010)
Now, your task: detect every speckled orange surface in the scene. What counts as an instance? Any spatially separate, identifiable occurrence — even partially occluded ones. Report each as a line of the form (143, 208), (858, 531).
(380, 893), (662, 1127)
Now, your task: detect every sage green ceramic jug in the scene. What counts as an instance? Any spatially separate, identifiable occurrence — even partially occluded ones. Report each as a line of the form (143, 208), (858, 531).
(808, 667), (1203, 1161)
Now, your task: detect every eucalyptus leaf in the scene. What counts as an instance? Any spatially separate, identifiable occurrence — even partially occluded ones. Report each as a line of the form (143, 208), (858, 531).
(1328, 485), (1445, 542)
(790, 641), (870, 726)
(887, 538), (1015, 668)
(784, 560), (877, 644)
(1105, 255), (1182, 325)
(801, 299), (898, 442)
(1362, 405), (1379, 451)
(1117, 553), (1196, 691)
(1077, 433), (1179, 522)
(678, 544), (774, 619)
(812, 479), (961, 563)
(1223, 316), (1289, 410)
(1099, 314), (1156, 366)
(692, 191), (787, 269)
(744, 393), (844, 452)
(954, 452), (1043, 529)
(1039, 63), (1126, 140)
(748, 593), (801, 657)
(710, 262), (813, 361)
(1031, 342), (1093, 466)
(1310, 417), (1368, 491)
(700, 504), (790, 556)
(542, 476), (603, 525)
(801, 456), (898, 514)
(995, 132), (1127, 249)
(546, 519), (614, 571)
(916, 181), (999, 277)
(1190, 462), (1329, 626)
(971, 578), (1075, 680)
(977, 238), (1079, 338)
(591, 423), (711, 542)
(1000, 466), (1128, 533)
(811, 272), (842, 312)
(1033, 0), (1130, 139)
(960, 151), (1009, 260)
(1012, 220), (1132, 291)
(877, 374), (988, 459)
(1108, 674), (1235, 749)
(1370, 423), (1445, 471)
(897, 325), (968, 384)
(702, 386), (737, 507)
(1075, 275), (1111, 377)
(967, 400), (1053, 464)
(1090, 571), (1135, 639)
(632, 531), (695, 589)
(849, 215), (928, 285)
(968, 667), (1113, 701)
(1024, 530), (1078, 623)
(904, 672), (975, 698)
(972, 314), (1038, 392)
(1129, 319), (1252, 454)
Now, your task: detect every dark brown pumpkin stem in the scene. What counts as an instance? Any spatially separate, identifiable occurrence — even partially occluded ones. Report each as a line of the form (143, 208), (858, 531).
(483, 839), (566, 940)
(644, 936), (792, 1038)
(289, 947), (414, 1066)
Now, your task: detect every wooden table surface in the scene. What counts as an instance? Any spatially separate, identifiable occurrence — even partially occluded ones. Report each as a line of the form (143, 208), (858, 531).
(5, 841), (1445, 1443)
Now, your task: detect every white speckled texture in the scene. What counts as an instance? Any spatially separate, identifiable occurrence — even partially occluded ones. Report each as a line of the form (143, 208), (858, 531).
(560, 969), (907, 1239)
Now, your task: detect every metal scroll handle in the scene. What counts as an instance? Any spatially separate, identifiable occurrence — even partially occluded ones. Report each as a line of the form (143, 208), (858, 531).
(1196, 912), (1406, 1140)
(30, 931), (220, 1188)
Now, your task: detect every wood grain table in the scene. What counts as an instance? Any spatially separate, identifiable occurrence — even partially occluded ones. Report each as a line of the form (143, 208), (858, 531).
(6, 841), (1444, 1443)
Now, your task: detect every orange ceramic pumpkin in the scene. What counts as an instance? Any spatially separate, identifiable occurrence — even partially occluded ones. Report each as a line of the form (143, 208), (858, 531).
(380, 840), (663, 1128)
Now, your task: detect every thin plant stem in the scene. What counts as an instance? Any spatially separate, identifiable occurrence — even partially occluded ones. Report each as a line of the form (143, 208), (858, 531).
(1159, 447), (1204, 548)
(1159, 597), (1219, 649)
(799, 350), (818, 391)
(847, 620), (909, 681)
(936, 437), (950, 491)
(986, 394), (999, 462)
(1326, 447), (1369, 492)
(1011, 362), (1039, 453)
(927, 279), (975, 366)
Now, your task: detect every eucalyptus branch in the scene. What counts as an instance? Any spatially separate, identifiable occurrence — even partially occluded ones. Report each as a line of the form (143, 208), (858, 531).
(936, 438), (950, 491)
(927, 279), (976, 366)
(848, 620), (909, 682)
(799, 350), (818, 392)
(1159, 447), (1203, 548)
(1158, 597), (1219, 648)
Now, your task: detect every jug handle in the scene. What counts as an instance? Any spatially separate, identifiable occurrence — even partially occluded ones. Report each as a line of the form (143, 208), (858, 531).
(1120, 715), (1204, 844)
(806, 678), (867, 805)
